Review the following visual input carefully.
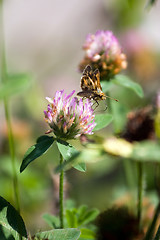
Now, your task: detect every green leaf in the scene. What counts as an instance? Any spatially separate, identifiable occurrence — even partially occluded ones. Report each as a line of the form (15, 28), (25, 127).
(94, 113), (113, 131)
(0, 196), (27, 239)
(0, 74), (31, 99)
(101, 81), (114, 93)
(130, 141), (160, 162)
(55, 151), (81, 173)
(43, 213), (60, 229)
(77, 205), (88, 224)
(20, 135), (54, 172)
(56, 139), (77, 160)
(78, 208), (99, 226)
(73, 162), (86, 172)
(80, 228), (96, 239)
(34, 228), (80, 240)
(56, 139), (81, 172)
(112, 74), (144, 98)
(65, 210), (78, 228)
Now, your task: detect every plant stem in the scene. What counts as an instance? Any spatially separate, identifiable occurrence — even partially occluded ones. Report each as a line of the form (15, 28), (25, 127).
(155, 163), (160, 199)
(123, 159), (135, 190)
(4, 100), (21, 212)
(0, 0), (20, 213)
(137, 162), (144, 232)
(59, 153), (64, 228)
(154, 224), (160, 240)
(144, 202), (160, 240)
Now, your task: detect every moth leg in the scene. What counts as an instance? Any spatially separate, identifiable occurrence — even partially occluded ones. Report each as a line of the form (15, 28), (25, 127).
(92, 100), (99, 111)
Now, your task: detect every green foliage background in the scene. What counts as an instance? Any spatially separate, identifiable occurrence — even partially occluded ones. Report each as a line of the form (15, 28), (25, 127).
(0, 0), (160, 238)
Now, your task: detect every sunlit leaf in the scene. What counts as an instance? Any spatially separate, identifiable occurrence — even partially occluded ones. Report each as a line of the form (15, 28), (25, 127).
(34, 229), (80, 240)
(112, 74), (144, 98)
(0, 74), (31, 99)
(20, 135), (54, 172)
(80, 228), (96, 239)
(66, 210), (78, 228)
(0, 196), (27, 239)
(94, 114), (113, 131)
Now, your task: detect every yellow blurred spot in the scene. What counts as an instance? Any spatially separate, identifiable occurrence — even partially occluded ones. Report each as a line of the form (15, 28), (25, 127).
(103, 138), (133, 157)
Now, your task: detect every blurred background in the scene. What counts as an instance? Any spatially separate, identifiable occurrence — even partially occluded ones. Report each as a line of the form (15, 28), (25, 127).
(0, 0), (160, 234)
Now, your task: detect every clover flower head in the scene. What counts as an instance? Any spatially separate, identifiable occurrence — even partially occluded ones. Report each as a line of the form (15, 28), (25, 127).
(79, 30), (127, 79)
(44, 90), (96, 139)
(84, 30), (120, 60)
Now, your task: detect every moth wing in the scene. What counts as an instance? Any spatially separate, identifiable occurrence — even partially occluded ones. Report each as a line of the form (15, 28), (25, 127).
(83, 65), (92, 76)
(81, 76), (96, 91)
(81, 65), (96, 91)
(93, 69), (102, 90)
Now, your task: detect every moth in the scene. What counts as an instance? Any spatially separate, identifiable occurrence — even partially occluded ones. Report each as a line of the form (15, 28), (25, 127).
(77, 65), (118, 107)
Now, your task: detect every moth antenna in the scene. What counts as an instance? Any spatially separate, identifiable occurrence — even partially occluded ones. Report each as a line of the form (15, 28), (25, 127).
(106, 95), (118, 102)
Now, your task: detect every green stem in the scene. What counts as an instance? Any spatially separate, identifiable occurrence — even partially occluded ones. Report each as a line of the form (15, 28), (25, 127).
(144, 202), (160, 240)
(137, 162), (144, 232)
(154, 225), (160, 240)
(4, 100), (20, 213)
(155, 163), (160, 199)
(59, 153), (64, 228)
(0, 0), (20, 213)
(123, 159), (135, 190)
